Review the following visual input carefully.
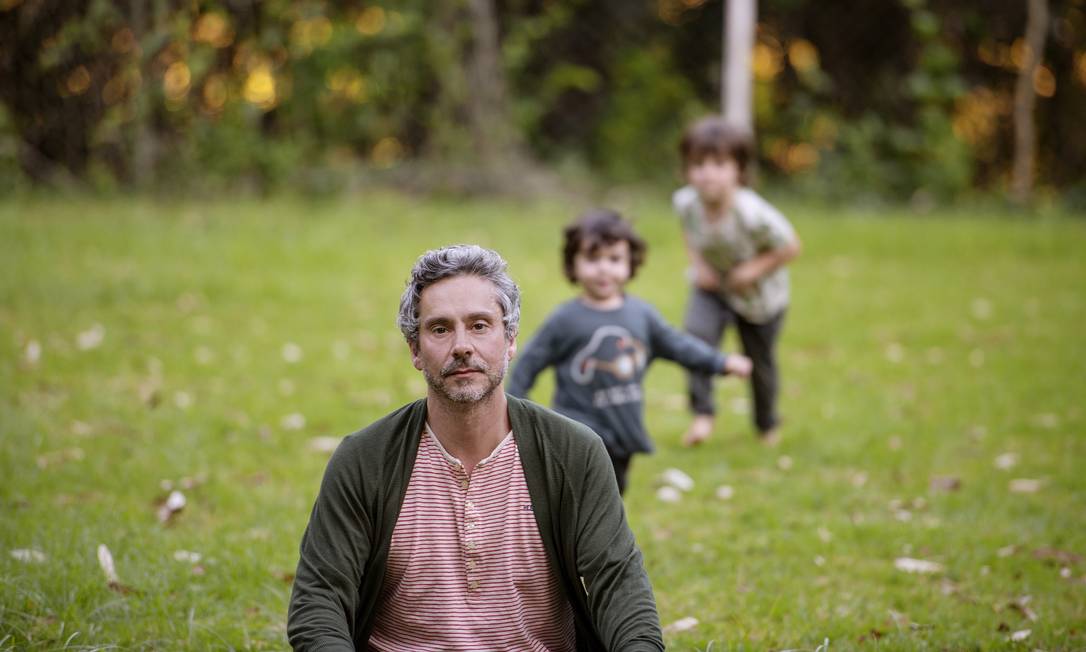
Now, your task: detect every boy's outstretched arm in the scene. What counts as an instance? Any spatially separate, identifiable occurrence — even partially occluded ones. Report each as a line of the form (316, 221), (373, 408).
(645, 304), (749, 377)
(506, 324), (559, 399)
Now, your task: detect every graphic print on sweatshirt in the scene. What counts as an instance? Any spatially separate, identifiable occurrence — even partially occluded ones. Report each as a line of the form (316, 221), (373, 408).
(570, 325), (647, 408)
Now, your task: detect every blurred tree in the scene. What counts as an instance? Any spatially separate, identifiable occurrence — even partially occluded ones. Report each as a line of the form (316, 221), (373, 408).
(1011, 0), (1049, 204)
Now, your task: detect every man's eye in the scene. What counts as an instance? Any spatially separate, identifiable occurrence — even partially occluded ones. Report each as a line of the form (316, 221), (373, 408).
(472, 322), (489, 331)
(431, 326), (448, 335)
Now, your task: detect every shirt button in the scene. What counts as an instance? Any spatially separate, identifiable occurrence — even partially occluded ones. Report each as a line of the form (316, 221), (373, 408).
(465, 501), (474, 509)
(466, 540), (476, 551)
(468, 580), (480, 591)
(460, 478), (469, 490)
(466, 559), (476, 570)
(466, 522), (476, 530)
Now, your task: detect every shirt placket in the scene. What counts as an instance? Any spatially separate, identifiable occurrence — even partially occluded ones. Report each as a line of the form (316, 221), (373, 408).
(460, 461), (482, 599)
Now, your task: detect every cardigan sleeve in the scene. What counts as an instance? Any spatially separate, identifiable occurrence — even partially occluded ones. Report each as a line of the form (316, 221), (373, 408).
(574, 436), (665, 650)
(287, 437), (372, 651)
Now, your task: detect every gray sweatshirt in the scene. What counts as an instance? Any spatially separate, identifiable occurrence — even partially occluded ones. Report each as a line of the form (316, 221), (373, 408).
(508, 295), (728, 457)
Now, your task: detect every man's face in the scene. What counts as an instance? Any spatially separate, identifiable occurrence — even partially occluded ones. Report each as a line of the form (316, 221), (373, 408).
(412, 275), (516, 404)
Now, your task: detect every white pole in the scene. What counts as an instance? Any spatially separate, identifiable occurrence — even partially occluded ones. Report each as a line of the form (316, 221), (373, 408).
(722, 0), (756, 132)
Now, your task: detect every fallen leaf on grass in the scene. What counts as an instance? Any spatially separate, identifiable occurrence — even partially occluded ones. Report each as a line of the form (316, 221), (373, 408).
(777, 455), (794, 470)
(308, 436), (341, 453)
(77, 324), (105, 350)
(36, 447), (85, 469)
(1008, 595), (1038, 622)
(997, 544), (1019, 558)
(281, 413), (307, 430)
(173, 550), (202, 564)
(97, 544), (135, 594)
(1008, 478), (1043, 494)
(10, 548), (46, 563)
(156, 490), (186, 524)
(894, 557), (944, 574)
(1008, 628), (1031, 642)
(282, 342), (304, 363)
(662, 616), (698, 634)
(929, 475), (961, 492)
(24, 339), (41, 366)
(655, 486), (682, 503)
(659, 468), (694, 492)
(1032, 547), (1081, 565)
(715, 485), (735, 500)
(994, 452), (1019, 470)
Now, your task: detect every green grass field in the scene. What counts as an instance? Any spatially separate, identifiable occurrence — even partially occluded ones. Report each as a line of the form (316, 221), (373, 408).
(2, 193), (1084, 650)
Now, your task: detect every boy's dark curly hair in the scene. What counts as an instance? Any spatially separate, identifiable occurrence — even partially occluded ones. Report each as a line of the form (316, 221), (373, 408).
(561, 209), (647, 284)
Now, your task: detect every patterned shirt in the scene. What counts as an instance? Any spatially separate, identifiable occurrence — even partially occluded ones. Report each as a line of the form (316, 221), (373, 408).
(508, 296), (726, 457)
(673, 185), (797, 323)
(368, 424), (575, 651)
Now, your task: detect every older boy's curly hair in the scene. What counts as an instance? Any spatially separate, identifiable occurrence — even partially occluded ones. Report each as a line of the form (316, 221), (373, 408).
(561, 209), (647, 284)
(679, 116), (755, 185)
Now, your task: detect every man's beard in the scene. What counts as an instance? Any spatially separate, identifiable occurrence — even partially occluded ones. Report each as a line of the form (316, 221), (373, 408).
(423, 356), (508, 404)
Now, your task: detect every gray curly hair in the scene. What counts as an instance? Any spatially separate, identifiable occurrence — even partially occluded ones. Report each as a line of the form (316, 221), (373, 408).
(397, 244), (521, 348)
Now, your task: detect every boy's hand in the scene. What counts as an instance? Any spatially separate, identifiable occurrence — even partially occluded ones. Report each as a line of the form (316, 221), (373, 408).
(692, 263), (721, 291)
(724, 261), (761, 292)
(723, 354), (752, 377)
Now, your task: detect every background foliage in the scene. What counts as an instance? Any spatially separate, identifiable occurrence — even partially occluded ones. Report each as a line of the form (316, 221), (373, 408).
(2, 0), (1085, 202)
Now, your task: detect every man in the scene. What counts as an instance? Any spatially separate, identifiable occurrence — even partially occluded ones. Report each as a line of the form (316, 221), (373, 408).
(287, 244), (664, 651)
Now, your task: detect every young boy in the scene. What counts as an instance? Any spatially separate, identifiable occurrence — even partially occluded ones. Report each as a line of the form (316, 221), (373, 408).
(507, 209), (752, 494)
(673, 116), (801, 447)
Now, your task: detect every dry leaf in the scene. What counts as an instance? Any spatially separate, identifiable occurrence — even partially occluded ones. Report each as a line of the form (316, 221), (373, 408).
(817, 527), (833, 543)
(173, 391), (193, 409)
(777, 455), (794, 470)
(36, 447), (85, 469)
(173, 550), (202, 564)
(929, 476), (961, 492)
(970, 298), (992, 320)
(282, 342), (303, 363)
(77, 324), (105, 350)
(10, 548), (46, 563)
(655, 486), (682, 503)
(24, 339), (41, 365)
(1032, 547), (1081, 565)
(715, 485), (735, 501)
(662, 616), (698, 634)
(994, 452), (1019, 470)
(1008, 478), (1042, 494)
(308, 436), (341, 453)
(157, 490), (186, 524)
(1008, 629), (1031, 642)
(97, 543), (120, 584)
(281, 413), (306, 430)
(997, 544), (1019, 558)
(1009, 595), (1037, 622)
(885, 342), (904, 363)
(659, 468), (694, 492)
(894, 557), (944, 574)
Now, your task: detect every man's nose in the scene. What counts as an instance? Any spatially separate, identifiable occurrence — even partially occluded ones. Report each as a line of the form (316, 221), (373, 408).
(451, 327), (473, 358)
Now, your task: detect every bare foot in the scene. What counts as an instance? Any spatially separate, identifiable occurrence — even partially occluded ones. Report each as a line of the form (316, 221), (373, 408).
(682, 415), (714, 447)
(759, 428), (781, 447)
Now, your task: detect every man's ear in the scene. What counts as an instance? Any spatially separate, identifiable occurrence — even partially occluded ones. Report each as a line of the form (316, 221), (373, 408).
(408, 340), (422, 370)
(506, 333), (517, 362)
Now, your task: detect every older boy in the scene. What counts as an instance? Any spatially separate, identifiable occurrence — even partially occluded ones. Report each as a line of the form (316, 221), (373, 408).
(674, 117), (801, 446)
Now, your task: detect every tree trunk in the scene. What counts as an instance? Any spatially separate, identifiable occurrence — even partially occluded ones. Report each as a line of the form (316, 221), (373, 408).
(722, 0), (756, 131)
(423, 0), (547, 195)
(1011, 0), (1048, 204)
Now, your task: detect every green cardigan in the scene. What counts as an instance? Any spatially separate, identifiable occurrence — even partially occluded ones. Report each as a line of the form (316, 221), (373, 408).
(287, 395), (664, 651)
